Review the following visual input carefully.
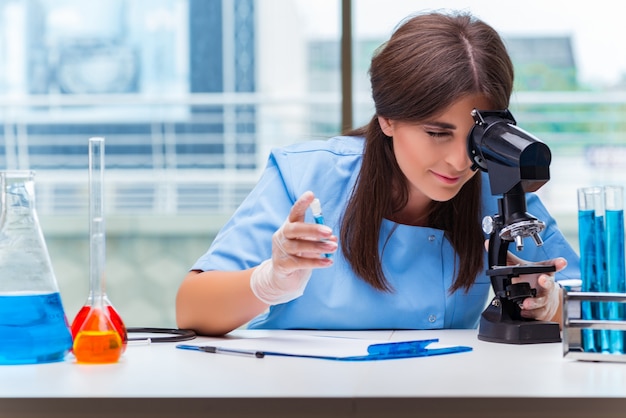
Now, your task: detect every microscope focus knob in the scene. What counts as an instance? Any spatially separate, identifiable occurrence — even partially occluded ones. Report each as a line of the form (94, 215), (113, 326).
(482, 216), (494, 235)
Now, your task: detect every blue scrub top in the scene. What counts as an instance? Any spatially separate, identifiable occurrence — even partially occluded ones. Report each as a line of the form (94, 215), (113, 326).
(191, 135), (581, 330)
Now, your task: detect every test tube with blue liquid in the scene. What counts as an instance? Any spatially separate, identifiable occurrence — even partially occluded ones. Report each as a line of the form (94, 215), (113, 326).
(577, 186), (607, 352)
(578, 185), (625, 354)
(594, 188), (611, 353)
(604, 185), (625, 354)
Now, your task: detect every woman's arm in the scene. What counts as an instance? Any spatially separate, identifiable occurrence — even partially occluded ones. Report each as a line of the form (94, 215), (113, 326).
(176, 192), (337, 336)
(176, 268), (268, 336)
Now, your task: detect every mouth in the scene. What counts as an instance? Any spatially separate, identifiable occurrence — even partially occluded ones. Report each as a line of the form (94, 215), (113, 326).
(431, 171), (462, 185)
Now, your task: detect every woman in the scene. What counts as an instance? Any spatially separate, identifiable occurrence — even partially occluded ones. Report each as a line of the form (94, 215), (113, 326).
(176, 10), (580, 336)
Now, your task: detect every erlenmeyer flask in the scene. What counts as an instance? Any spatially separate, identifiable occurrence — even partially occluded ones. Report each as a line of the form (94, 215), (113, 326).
(0, 170), (73, 364)
(71, 137), (126, 363)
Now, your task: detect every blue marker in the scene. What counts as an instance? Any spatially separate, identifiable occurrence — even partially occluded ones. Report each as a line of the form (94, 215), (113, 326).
(310, 198), (332, 258)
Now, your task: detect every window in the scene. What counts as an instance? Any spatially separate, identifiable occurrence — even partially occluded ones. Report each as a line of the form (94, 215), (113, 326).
(0, 0), (619, 327)
(0, 0), (341, 327)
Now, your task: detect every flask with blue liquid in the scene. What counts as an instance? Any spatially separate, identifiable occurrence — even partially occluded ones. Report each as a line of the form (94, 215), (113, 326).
(0, 171), (73, 364)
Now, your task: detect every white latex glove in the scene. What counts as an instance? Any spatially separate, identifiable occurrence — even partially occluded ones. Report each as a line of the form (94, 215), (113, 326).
(250, 191), (337, 305)
(508, 252), (567, 322)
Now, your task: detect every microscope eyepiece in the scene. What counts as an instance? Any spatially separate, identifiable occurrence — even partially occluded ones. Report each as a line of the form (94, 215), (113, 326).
(467, 109), (551, 195)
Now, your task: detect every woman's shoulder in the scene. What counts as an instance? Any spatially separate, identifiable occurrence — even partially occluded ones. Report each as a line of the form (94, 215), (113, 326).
(268, 135), (364, 182)
(266, 136), (364, 202)
(274, 135), (364, 158)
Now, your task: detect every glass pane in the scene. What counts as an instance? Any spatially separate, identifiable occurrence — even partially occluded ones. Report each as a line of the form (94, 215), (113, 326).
(0, 0), (340, 327)
(353, 0), (626, 249)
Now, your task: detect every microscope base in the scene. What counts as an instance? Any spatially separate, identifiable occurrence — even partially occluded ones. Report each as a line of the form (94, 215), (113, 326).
(478, 316), (561, 344)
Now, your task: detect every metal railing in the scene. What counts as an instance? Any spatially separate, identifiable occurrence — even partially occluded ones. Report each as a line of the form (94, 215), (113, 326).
(0, 93), (340, 216)
(1, 91), (625, 219)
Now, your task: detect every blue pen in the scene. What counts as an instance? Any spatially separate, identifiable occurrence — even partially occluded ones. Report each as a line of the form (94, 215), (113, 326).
(310, 198), (332, 258)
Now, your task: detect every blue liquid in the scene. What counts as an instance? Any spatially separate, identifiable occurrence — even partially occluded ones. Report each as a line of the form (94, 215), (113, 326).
(0, 292), (72, 364)
(594, 213), (612, 352)
(313, 215), (333, 259)
(578, 210), (612, 352)
(578, 209), (599, 352)
(605, 209), (625, 353)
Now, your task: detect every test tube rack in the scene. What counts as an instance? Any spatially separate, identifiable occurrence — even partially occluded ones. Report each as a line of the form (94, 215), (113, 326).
(563, 290), (626, 362)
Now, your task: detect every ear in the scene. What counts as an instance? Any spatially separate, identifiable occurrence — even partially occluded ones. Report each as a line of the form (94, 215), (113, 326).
(378, 116), (394, 137)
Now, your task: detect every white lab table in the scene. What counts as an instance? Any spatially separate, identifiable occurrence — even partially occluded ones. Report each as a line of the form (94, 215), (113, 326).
(1, 329), (625, 418)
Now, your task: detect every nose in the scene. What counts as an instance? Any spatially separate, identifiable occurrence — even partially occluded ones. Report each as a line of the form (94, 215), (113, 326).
(446, 134), (472, 172)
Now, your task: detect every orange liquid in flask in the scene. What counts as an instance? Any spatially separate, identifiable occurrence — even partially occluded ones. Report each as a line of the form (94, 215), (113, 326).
(73, 308), (123, 364)
(71, 303), (127, 352)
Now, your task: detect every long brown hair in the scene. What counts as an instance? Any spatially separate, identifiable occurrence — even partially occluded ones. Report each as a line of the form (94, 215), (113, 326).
(341, 11), (514, 293)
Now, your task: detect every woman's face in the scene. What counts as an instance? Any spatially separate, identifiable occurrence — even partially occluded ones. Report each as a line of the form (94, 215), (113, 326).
(379, 94), (492, 209)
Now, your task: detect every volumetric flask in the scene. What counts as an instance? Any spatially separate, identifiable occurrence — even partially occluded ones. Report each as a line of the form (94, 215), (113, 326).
(71, 137), (126, 364)
(0, 171), (73, 364)
(604, 185), (625, 354)
(71, 293), (127, 354)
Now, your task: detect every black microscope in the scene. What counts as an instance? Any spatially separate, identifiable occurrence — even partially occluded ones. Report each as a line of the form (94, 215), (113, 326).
(467, 109), (561, 344)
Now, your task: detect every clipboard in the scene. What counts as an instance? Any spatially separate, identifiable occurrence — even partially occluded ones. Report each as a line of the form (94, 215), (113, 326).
(177, 336), (472, 361)
(262, 338), (472, 361)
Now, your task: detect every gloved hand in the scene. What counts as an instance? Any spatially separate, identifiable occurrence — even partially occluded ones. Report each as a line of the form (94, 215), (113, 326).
(508, 251), (567, 323)
(250, 191), (337, 305)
